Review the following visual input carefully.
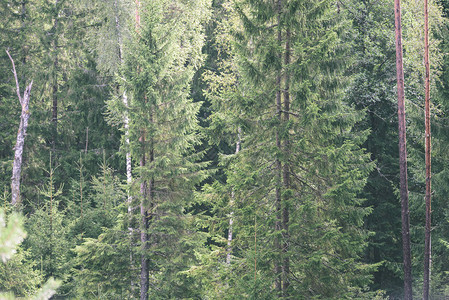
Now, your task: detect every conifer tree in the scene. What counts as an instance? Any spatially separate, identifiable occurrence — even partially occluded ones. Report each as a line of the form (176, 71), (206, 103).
(201, 0), (376, 297)
(24, 157), (70, 294)
(118, 0), (210, 298)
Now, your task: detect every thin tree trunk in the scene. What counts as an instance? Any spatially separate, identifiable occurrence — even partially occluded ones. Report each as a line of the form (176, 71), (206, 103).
(394, 0), (413, 298)
(7, 50), (33, 207)
(125, 97), (132, 204)
(140, 135), (149, 300)
(226, 128), (241, 265)
(113, 0), (135, 292)
(51, 0), (59, 153)
(113, 0), (133, 208)
(282, 28), (290, 297)
(134, 1), (149, 298)
(140, 123), (154, 300)
(423, 0), (431, 297)
(274, 46), (282, 297)
(20, 0), (27, 66)
(49, 155), (54, 277)
(274, 0), (282, 294)
(79, 154), (83, 218)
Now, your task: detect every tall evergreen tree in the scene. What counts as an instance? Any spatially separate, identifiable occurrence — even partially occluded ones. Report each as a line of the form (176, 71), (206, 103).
(112, 0), (211, 298)
(199, 0), (376, 297)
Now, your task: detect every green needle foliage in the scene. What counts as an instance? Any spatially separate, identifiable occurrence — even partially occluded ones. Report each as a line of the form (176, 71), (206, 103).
(107, 0), (211, 297)
(3, 0), (449, 298)
(200, 0), (378, 298)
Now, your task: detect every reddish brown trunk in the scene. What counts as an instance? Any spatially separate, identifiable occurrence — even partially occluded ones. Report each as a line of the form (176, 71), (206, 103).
(394, 0), (413, 298)
(423, 0), (432, 298)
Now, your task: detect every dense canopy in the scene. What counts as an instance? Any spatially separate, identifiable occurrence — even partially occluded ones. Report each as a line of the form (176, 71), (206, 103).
(1, 0), (449, 298)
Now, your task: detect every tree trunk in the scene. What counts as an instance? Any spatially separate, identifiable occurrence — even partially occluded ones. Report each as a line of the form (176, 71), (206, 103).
(274, 43), (283, 298)
(226, 128), (241, 265)
(7, 50), (33, 207)
(274, 0), (282, 294)
(133, 1), (149, 299)
(140, 138), (149, 300)
(282, 28), (291, 297)
(113, 0), (135, 292)
(51, 0), (59, 152)
(113, 0), (133, 209)
(423, 0), (431, 297)
(394, 0), (413, 298)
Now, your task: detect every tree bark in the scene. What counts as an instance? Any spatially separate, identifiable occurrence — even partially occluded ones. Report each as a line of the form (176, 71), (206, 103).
(7, 50), (33, 207)
(274, 0), (282, 294)
(423, 0), (431, 298)
(133, 2), (150, 299)
(113, 0), (133, 208)
(282, 28), (290, 297)
(226, 128), (241, 265)
(140, 136), (149, 300)
(394, 0), (413, 298)
(51, 0), (59, 152)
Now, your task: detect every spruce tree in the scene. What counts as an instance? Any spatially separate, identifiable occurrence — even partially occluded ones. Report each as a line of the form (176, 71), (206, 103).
(200, 0), (376, 297)
(116, 0), (211, 298)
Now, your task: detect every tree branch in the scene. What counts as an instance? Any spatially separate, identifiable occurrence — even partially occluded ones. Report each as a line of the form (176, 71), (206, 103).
(5, 49), (22, 104)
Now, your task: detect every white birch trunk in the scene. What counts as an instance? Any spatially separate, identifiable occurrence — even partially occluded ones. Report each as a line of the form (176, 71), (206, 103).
(113, 0), (132, 207)
(7, 50), (33, 207)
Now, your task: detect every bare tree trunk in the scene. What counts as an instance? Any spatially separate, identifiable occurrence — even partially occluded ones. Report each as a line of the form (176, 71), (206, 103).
(423, 0), (432, 298)
(113, 0), (132, 206)
(51, 0), (59, 153)
(394, 0), (413, 298)
(125, 101), (132, 203)
(7, 50), (33, 207)
(226, 128), (241, 265)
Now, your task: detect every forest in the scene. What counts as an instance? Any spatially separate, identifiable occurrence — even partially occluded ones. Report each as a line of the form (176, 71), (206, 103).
(1, 0), (449, 299)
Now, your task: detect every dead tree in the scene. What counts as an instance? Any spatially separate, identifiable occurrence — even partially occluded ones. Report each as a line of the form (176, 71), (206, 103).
(7, 50), (33, 207)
